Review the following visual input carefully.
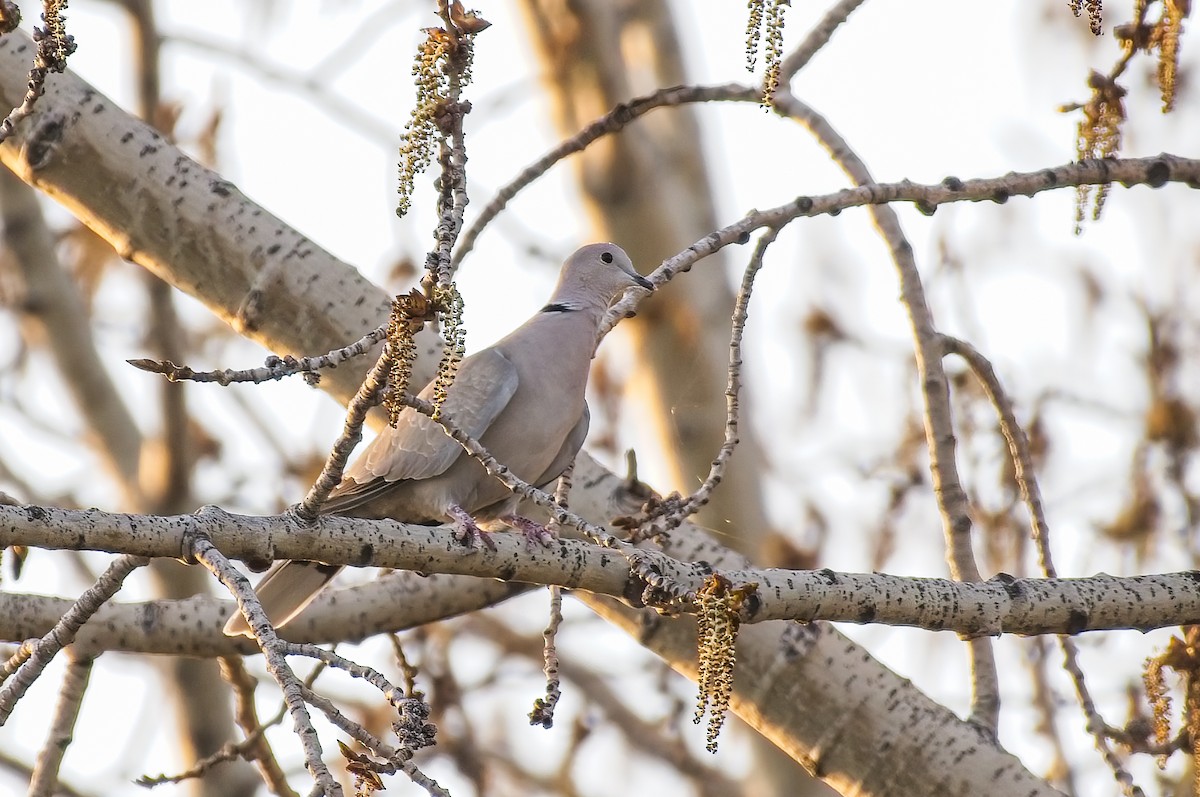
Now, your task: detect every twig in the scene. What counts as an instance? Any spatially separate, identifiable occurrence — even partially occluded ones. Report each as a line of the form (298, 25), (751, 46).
(0, 7), (76, 145)
(598, 154), (1199, 341)
(1057, 638), (1145, 796)
(637, 227), (779, 537)
(295, 345), (393, 522)
(128, 326), (387, 386)
(1028, 637), (1079, 796)
(452, 83), (756, 267)
(0, 554), (148, 723)
(941, 336), (1059, 578)
(528, 585), (564, 730)
(285, 643), (405, 698)
(221, 549), (440, 796)
(213, 656), (297, 796)
(138, 657), (328, 791)
(388, 635), (422, 698)
(776, 0), (869, 85)
(302, 685), (446, 796)
(456, 68), (1190, 275)
(304, 684), (395, 748)
(189, 531), (343, 796)
(27, 651), (92, 797)
(530, 468), (574, 728)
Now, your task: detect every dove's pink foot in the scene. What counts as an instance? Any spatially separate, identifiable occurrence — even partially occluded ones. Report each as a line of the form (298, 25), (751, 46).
(502, 514), (557, 550)
(447, 505), (497, 551)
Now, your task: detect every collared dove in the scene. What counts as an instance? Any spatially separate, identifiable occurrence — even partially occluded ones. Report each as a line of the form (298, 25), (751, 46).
(224, 243), (651, 637)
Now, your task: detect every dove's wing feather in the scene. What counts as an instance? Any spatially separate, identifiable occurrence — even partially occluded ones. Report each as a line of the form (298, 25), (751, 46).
(475, 402), (590, 520)
(326, 349), (518, 509)
(535, 401), (589, 486)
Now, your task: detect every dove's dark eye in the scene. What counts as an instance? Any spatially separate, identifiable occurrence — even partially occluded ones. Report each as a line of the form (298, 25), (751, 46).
(601, 251), (613, 263)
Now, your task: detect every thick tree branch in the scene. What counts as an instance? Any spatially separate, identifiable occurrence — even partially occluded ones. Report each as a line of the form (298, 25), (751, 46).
(2, 499), (1198, 642)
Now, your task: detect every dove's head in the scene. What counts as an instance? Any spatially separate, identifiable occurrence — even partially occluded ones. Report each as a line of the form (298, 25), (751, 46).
(555, 243), (653, 307)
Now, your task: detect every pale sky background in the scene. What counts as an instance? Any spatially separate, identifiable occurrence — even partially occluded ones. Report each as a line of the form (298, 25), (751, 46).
(2, 1), (1199, 795)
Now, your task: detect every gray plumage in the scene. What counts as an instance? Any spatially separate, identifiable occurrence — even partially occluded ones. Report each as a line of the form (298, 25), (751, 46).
(224, 243), (650, 637)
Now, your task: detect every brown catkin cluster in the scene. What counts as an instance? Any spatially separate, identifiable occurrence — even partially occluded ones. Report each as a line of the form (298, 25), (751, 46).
(694, 574), (757, 753)
(383, 291), (429, 426)
(397, 29), (453, 218)
(430, 283), (466, 420)
(1073, 71), (1125, 232)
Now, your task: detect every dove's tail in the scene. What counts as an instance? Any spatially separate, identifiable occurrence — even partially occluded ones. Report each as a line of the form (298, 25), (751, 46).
(223, 561), (343, 637)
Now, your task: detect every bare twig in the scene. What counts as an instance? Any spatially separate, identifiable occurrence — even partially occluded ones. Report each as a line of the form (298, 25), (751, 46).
(27, 651), (91, 797)
(776, 0), (869, 85)
(216, 518), (440, 794)
(637, 227), (779, 537)
(0, 6), (76, 145)
(285, 642), (406, 698)
(136, 657), (331, 791)
(189, 532), (343, 796)
(128, 326), (388, 386)
(1057, 638), (1145, 796)
(529, 585), (564, 729)
(530, 468), (574, 728)
(598, 154), (1199, 341)
(1028, 637), (1080, 796)
(456, 66), (1190, 276)
(295, 346), (393, 522)
(214, 656), (297, 796)
(941, 336), (1059, 577)
(452, 83), (756, 266)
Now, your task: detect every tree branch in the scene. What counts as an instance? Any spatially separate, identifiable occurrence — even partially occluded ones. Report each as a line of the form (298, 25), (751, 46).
(2, 499), (1198, 642)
